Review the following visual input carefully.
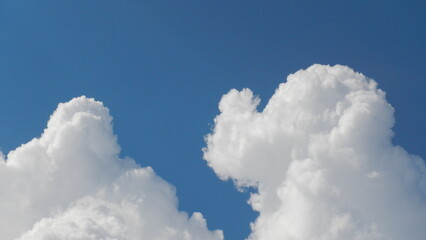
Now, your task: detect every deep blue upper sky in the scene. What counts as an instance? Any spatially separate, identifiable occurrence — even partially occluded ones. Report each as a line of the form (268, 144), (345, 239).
(0, 1), (425, 239)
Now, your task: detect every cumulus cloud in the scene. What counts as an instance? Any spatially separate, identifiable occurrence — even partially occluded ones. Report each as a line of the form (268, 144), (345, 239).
(0, 96), (223, 240)
(204, 64), (426, 240)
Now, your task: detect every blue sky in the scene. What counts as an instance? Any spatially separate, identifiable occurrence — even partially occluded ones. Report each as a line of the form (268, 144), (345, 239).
(0, 1), (425, 239)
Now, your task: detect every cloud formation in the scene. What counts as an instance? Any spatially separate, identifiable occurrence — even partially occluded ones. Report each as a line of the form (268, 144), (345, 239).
(0, 97), (223, 240)
(204, 64), (426, 240)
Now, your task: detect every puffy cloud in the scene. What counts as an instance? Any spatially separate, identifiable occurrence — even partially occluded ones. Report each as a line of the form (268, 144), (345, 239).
(204, 64), (426, 240)
(0, 96), (222, 240)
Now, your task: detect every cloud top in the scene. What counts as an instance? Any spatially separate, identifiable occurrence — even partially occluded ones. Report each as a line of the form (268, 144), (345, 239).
(0, 96), (223, 240)
(204, 64), (426, 240)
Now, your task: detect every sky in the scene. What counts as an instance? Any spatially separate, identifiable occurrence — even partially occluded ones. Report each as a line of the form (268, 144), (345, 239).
(0, 1), (425, 239)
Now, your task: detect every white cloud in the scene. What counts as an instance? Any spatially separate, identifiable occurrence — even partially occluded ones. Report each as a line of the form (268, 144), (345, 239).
(0, 96), (223, 240)
(204, 64), (426, 240)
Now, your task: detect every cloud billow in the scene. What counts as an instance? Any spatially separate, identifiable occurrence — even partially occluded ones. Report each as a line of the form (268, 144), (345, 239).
(204, 64), (426, 240)
(0, 97), (223, 240)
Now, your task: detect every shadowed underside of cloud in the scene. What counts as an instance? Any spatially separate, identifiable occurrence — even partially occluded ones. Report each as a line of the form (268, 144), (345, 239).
(0, 97), (223, 240)
(204, 64), (426, 240)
